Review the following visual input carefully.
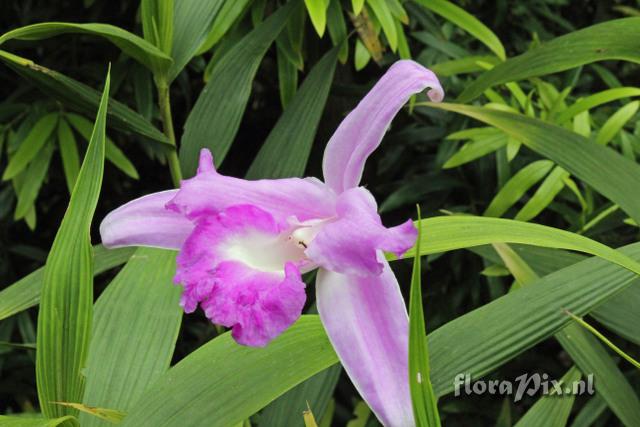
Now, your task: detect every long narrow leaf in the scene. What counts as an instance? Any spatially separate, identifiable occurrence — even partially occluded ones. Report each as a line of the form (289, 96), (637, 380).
(0, 246), (134, 322)
(180, 3), (294, 176)
(120, 316), (338, 427)
(458, 18), (640, 102)
(421, 102), (640, 224)
(247, 47), (338, 179)
(81, 248), (182, 427)
(35, 69), (109, 418)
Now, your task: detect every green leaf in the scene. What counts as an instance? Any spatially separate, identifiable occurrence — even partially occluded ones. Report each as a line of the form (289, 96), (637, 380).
(570, 395), (607, 427)
(556, 87), (640, 123)
(65, 113), (139, 179)
(258, 366), (341, 427)
(354, 39), (371, 71)
(595, 101), (639, 146)
(276, 45), (299, 108)
(53, 403), (126, 424)
(140, 0), (174, 55)
(472, 244), (640, 348)
(400, 216), (640, 278)
(514, 367), (582, 427)
(590, 289), (640, 346)
(0, 50), (168, 144)
(0, 245), (134, 322)
(35, 69), (109, 418)
(566, 311), (640, 370)
(81, 248), (181, 427)
(443, 133), (507, 168)
(408, 208), (441, 426)
(387, 0), (409, 24)
(195, 0), (251, 55)
(2, 112), (58, 180)
(180, 3), (294, 176)
(305, 0), (328, 37)
(120, 316), (338, 427)
(484, 160), (554, 217)
(169, 0), (224, 81)
(514, 166), (568, 222)
(326, 0), (348, 63)
(426, 242), (640, 397)
(14, 140), (54, 219)
(247, 47), (338, 179)
(495, 244), (640, 427)
(420, 102), (640, 225)
(367, 0), (398, 51)
(458, 18), (640, 103)
(0, 415), (79, 427)
(0, 23), (171, 74)
(430, 56), (500, 77)
(413, 0), (505, 60)
(57, 118), (81, 194)
(352, 0), (365, 14)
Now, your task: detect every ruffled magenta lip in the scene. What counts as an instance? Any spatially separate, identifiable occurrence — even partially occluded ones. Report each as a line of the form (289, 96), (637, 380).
(99, 59), (444, 426)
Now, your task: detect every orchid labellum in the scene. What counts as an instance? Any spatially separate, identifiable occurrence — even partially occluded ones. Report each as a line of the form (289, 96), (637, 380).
(100, 60), (443, 426)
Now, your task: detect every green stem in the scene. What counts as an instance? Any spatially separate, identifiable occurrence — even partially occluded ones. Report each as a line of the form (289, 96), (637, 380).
(157, 81), (182, 187)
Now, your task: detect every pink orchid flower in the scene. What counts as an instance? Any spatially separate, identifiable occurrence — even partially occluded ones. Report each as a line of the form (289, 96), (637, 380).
(100, 60), (443, 426)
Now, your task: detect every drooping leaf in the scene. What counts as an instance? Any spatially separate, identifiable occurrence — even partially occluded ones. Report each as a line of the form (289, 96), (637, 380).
(413, 0), (505, 60)
(399, 216), (640, 278)
(421, 102), (640, 225)
(0, 23), (172, 74)
(458, 18), (640, 102)
(495, 244), (640, 427)
(0, 50), (168, 144)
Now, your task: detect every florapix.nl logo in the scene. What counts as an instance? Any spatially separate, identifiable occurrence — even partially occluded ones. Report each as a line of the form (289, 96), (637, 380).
(453, 373), (595, 402)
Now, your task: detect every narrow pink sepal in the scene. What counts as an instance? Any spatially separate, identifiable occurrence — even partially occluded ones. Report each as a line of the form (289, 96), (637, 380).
(322, 60), (444, 194)
(316, 257), (414, 426)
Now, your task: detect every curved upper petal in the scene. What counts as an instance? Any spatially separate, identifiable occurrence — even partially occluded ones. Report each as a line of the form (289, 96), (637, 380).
(167, 149), (337, 223)
(316, 257), (413, 427)
(305, 187), (417, 276)
(322, 60), (444, 194)
(100, 190), (194, 250)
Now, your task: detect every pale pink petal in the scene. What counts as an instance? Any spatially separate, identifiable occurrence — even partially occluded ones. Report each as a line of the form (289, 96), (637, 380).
(316, 258), (413, 426)
(322, 60), (444, 193)
(167, 149), (337, 223)
(305, 187), (417, 276)
(99, 190), (194, 250)
(175, 204), (307, 346)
